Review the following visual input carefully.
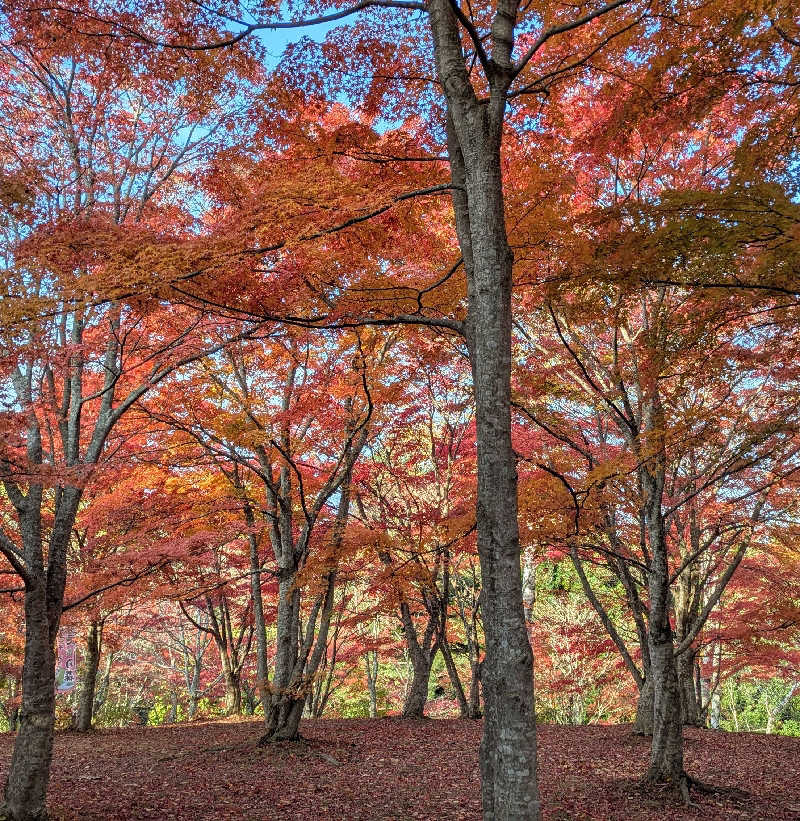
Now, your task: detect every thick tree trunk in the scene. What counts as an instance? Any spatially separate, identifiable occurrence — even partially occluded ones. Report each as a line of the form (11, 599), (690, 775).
(644, 504), (686, 793)
(646, 638), (685, 788)
(2, 586), (56, 821)
(75, 622), (101, 732)
(223, 669), (241, 715)
(265, 693), (305, 741)
(402, 649), (434, 718)
(263, 573), (301, 740)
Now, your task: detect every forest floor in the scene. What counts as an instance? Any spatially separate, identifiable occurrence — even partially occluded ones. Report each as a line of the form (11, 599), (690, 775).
(1, 718), (798, 820)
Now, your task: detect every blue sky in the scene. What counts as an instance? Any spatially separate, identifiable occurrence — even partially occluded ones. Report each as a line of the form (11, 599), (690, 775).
(256, 20), (340, 69)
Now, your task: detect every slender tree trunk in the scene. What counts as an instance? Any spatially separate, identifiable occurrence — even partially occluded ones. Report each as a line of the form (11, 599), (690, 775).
(164, 691), (178, 724)
(243, 683), (257, 715)
(188, 690), (199, 721)
(634, 675), (655, 735)
(2, 585), (56, 821)
(427, 2), (539, 811)
(244, 501), (270, 722)
(93, 652), (114, 717)
(440, 640), (470, 718)
(6, 677), (20, 732)
(365, 651), (378, 718)
(728, 679), (740, 732)
(677, 651), (703, 727)
(468, 659), (482, 719)
(451, 112), (538, 821)
(75, 621), (101, 732)
(709, 687), (721, 729)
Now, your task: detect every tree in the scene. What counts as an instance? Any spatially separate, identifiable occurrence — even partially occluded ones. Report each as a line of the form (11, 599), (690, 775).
(357, 345), (477, 717)
(0, 18), (261, 818)
(8, 1), (800, 817)
(145, 329), (376, 740)
(514, 280), (800, 794)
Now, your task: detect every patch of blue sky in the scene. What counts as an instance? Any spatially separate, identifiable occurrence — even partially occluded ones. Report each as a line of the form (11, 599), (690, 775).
(256, 20), (340, 70)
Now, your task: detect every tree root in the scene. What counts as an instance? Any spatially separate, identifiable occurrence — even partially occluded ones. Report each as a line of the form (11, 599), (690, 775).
(641, 770), (746, 809)
(257, 730), (302, 747)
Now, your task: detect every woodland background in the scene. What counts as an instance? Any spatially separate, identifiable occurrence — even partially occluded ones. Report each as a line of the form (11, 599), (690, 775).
(1, 0), (800, 818)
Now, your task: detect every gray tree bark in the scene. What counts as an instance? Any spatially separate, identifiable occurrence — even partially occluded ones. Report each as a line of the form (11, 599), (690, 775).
(634, 676), (655, 735)
(427, 2), (540, 815)
(262, 458), (362, 742)
(75, 621), (101, 732)
(365, 650), (379, 718)
(640, 440), (686, 794)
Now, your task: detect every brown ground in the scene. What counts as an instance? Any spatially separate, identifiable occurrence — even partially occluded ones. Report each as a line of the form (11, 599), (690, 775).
(1, 719), (798, 819)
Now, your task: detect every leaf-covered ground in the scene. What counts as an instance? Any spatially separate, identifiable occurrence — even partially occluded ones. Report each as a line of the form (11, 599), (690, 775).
(1, 719), (799, 820)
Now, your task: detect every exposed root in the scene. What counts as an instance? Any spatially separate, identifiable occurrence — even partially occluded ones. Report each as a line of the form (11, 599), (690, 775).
(257, 730), (302, 747)
(678, 774), (695, 808)
(641, 770), (748, 810)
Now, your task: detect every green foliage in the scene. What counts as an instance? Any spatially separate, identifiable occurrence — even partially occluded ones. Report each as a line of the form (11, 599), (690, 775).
(328, 681), (388, 718)
(719, 676), (800, 736)
(93, 700), (137, 728)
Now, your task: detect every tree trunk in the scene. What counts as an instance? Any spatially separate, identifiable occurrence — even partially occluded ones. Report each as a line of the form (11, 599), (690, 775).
(93, 652), (114, 717)
(2, 585), (56, 821)
(450, 105), (539, 821)
(2, 482), (81, 821)
(6, 677), (20, 733)
(677, 651), (703, 727)
(223, 669), (241, 715)
(646, 638), (685, 789)
(7, 706), (20, 734)
(188, 690), (199, 721)
(187, 648), (202, 720)
(244, 502), (271, 722)
(428, 2), (539, 813)
(365, 651), (378, 718)
(164, 692), (178, 724)
(468, 659), (482, 719)
(75, 621), (101, 732)
(265, 693), (305, 741)
(634, 676), (655, 735)
(709, 687), (721, 729)
(644, 503), (686, 793)
(243, 683), (257, 715)
(402, 648), (434, 718)
(440, 639), (470, 718)
(262, 566), (301, 739)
